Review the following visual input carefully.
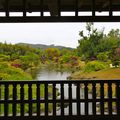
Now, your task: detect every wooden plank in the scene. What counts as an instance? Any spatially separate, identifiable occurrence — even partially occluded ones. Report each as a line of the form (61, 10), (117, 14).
(13, 84), (17, 116)
(20, 84), (24, 116)
(23, 0), (26, 17)
(69, 83), (72, 116)
(1, 115), (120, 120)
(0, 83), (1, 116)
(53, 83), (56, 116)
(92, 83), (96, 115)
(40, 0), (43, 17)
(76, 83), (80, 115)
(108, 83), (112, 115)
(57, 0), (61, 17)
(116, 83), (120, 115)
(100, 83), (104, 115)
(75, 0), (78, 17)
(28, 84), (32, 116)
(92, 0), (95, 17)
(61, 83), (64, 116)
(37, 84), (40, 116)
(4, 84), (8, 116)
(5, 0), (9, 17)
(45, 83), (48, 116)
(47, 0), (58, 16)
(109, 0), (113, 17)
(0, 16), (120, 23)
(85, 83), (88, 115)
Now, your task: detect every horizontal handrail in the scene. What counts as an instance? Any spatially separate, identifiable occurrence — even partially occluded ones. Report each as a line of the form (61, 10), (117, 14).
(0, 79), (120, 84)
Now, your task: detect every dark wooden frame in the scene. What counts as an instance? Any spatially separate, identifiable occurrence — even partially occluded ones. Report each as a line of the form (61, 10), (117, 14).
(0, 0), (120, 120)
(0, 0), (120, 22)
(0, 80), (120, 120)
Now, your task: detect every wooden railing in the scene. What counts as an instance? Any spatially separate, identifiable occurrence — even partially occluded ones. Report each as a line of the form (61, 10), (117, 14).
(0, 80), (120, 120)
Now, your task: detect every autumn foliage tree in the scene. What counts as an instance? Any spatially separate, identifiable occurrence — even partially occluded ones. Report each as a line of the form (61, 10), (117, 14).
(44, 48), (60, 60)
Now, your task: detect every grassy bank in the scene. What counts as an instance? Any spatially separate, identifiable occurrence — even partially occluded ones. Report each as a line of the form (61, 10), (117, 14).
(70, 68), (120, 112)
(70, 68), (119, 98)
(0, 62), (32, 80)
(70, 68), (120, 80)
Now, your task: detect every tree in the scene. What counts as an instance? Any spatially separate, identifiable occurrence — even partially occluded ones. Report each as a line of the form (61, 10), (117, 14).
(20, 53), (39, 70)
(77, 23), (104, 60)
(111, 47), (120, 67)
(44, 48), (60, 60)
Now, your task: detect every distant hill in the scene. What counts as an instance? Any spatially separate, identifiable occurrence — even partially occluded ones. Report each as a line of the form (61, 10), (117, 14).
(17, 43), (74, 50)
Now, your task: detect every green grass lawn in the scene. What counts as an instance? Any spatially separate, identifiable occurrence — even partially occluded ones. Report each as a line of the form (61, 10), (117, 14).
(71, 68), (119, 99)
(70, 68), (120, 112)
(71, 68), (120, 80)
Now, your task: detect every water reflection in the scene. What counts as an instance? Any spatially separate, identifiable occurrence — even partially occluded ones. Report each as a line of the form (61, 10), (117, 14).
(37, 68), (70, 80)
(36, 68), (92, 115)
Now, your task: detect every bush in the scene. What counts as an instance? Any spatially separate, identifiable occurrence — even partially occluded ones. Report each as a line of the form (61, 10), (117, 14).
(112, 59), (120, 67)
(0, 73), (10, 80)
(59, 55), (71, 63)
(0, 62), (32, 80)
(97, 52), (108, 62)
(84, 61), (106, 72)
(0, 54), (10, 61)
(0, 62), (9, 69)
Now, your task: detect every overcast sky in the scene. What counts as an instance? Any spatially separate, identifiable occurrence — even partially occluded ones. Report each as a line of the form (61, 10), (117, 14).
(0, 22), (119, 48)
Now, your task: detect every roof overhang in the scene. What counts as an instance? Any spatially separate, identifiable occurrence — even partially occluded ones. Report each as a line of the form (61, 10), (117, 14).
(0, 0), (120, 23)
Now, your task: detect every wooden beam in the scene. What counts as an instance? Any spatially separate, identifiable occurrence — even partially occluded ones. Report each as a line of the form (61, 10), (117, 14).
(99, 0), (113, 15)
(78, 0), (84, 8)
(98, 0), (110, 12)
(5, 0), (9, 17)
(23, 0), (26, 17)
(0, 16), (120, 23)
(109, 0), (112, 16)
(46, 0), (58, 16)
(75, 0), (78, 17)
(40, 0), (43, 17)
(92, 0), (95, 16)
(102, 1), (109, 8)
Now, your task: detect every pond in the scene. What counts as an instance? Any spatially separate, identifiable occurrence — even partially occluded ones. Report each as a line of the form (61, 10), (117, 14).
(36, 67), (92, 115)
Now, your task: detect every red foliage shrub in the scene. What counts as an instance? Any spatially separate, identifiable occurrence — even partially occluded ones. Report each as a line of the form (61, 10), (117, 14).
(11, 63), (22, 68)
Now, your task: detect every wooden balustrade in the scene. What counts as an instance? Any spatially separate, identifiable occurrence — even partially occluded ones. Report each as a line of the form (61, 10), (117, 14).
(0, 80), (120, 120)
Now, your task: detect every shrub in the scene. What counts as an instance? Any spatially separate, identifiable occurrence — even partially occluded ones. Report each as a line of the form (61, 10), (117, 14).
(0, 73), (10, 80)
(112, 59), (120, 67)
(0, 62), (32, 80)
(0, 54), (10, 61)
(11, 59), (22, 68)
(97, 52), (108, 62)
(70, 56), (79, 66)
(84, 61), (106, 72)
(60, 55), (71, 63)
(0, 62), (9, 69)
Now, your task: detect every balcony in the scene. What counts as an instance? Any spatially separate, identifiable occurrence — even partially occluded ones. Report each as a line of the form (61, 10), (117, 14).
(0, 80), (120, 120)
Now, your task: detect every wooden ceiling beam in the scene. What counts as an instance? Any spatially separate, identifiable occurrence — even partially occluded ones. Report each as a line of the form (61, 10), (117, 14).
(46, 0), (58, 16)
(0, 16), (120, 23)
(98, 0), (111, 12)
(102, 0), (109, 8)
(78, 0), (84, 8)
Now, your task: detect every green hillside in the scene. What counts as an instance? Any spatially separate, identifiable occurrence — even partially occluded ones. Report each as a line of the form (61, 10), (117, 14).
(17, 43), (73, 50)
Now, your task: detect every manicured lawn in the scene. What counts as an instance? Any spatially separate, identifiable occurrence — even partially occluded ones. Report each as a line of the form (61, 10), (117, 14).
(71, 68), (120, 80)
(70, 68), (120, 112)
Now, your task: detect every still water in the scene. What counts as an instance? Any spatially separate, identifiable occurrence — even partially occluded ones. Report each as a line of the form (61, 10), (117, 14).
(36, 68), (92, 115)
